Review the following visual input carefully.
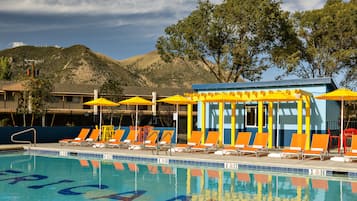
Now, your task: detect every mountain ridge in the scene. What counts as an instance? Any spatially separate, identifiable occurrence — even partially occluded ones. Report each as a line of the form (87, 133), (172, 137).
(0, 45), (217, 88)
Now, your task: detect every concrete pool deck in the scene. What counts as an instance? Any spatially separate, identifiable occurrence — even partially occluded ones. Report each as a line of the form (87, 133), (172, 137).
(1, 143), (357, 176)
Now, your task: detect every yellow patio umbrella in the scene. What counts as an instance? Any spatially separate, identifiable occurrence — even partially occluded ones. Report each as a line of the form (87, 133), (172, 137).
(315, 88), (357, 153)
(118, 96), (154, 140)
(83, 98), (119, 139)
(157, 95), (196, 143)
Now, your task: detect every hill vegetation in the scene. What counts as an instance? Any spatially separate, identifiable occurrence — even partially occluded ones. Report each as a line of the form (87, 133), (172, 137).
(0, 45), (218, 88)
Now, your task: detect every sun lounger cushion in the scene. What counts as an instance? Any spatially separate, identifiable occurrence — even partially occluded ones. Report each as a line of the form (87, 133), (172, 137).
(86, 138), (93, 142)
(109, 139), (116, 142)
(235, 144), (244, 148)
(204, 143), (213, 146)
(145, 140), (151, 144)
(290, 147), (301, 151)
(252, 145), (263, 149)
(352, 150), (357, 153)
(311, 148), (323, 152)
(159, 141), (167, 145)
(75, 137), (81, 140)
(188, 142), (196, 146)
(124, 139), (131, 143)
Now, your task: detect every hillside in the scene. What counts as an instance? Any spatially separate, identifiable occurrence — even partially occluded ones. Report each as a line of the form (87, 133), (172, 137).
(0, 45), (218, 88)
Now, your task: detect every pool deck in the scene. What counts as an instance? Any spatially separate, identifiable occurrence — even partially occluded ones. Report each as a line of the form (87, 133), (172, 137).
(1, 143), (357, 176)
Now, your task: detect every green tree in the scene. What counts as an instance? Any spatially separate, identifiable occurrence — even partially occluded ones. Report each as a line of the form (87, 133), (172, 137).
(280, 0), (357, 87)
(22, 76), (54, 126)
(0, 56), (12, 80)
(156, 0), (299, 82)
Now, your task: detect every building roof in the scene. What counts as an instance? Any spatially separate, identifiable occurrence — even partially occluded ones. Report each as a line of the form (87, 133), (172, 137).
(192, 78), (337, 91)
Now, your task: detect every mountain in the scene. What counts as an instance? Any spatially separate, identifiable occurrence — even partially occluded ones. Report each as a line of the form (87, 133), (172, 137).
(0, 45), (217, 88)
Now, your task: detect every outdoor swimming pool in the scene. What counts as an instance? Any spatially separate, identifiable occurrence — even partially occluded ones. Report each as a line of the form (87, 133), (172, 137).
(1, 150), (357, 201)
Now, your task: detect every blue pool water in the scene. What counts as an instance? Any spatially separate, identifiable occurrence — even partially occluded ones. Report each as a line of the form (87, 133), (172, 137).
(0, 151), (357, 201)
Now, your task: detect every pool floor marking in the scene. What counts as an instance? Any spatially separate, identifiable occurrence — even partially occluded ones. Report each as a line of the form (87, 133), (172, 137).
(0, 174), (48, 184)
(28, 179), (75, 189)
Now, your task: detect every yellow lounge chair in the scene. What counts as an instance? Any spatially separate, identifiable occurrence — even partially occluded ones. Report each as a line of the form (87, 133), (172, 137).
(222, 132), (252, 154)
(302, 134), (329, 160)
(281, 133), (306, 159)
(175, 130), (203, 151)
(59, 128), (90, 145)
(344, 135), (357, 161)
(190, 131), (219, 152)
(239, 132), (269, 157)
(71, 129), (100, 146)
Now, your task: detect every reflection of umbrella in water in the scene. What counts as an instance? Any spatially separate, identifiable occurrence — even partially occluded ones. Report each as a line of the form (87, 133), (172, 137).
(158, 95), (196, 143)
(315, 88), (357, 154)
(118, 97), (153, 140)
(84, 98), (119, 139)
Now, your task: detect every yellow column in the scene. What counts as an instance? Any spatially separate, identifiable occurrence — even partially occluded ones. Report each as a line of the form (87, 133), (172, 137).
(268, 102), (273, 148)
(258, 101), (263, 133)
(219, 102), (224, 146)
(201, 102), (206, 143)
(305, 96), (311, 150)
(187, 103), (193, 141)
(231, 103), (236, 146)
(297, 99), (303, 134)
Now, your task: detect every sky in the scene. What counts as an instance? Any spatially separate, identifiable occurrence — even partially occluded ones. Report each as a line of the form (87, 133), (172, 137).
(0, 0), (326, 80)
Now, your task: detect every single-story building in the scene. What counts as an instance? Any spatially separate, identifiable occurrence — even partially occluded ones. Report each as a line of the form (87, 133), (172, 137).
(186, 78), (339, 148)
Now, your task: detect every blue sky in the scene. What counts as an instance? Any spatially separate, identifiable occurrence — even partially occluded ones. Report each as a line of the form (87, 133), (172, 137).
(0, 0), (326, 80)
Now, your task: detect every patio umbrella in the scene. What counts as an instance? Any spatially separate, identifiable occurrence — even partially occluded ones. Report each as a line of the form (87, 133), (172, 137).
(84, 98), (119, 139)
(157, 95), (196, 143)
(315, 88), (357, 153)
(118, 96), (153, 140)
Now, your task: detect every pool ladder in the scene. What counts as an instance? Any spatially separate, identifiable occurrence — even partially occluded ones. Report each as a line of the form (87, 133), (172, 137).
(11, 128), (37, 147)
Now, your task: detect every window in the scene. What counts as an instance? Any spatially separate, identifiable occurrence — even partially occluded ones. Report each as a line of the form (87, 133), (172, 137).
(245, 105), (266, 127)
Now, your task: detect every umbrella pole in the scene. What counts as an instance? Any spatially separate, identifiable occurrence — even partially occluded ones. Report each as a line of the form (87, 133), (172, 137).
(340, 100), (344, 154)
(176, 104), (179, 144)
(135, 105), (138, 141)
(99, 106), (102, 140)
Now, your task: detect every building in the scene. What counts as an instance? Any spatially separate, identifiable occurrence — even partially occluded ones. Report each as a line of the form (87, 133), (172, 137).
(188, 78), (339, 147)
(0, 81), (195, 133)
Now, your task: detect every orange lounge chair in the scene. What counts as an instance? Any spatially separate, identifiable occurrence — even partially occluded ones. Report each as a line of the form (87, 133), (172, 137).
(94, 129), (125, 148)
(302, 134), (329, 160)
(239, 132), (269, 157)
(344, 135), (357, 161)
(281, 133), (307, 159)
(70, 129), (100, 146)
(107, 130), (136, 148)
(190, 131), (219, 152)
(175, 130), (203, 151)
(59, 128), (90, 145)
(222, 132), (252, 155)
(144, 130), (174, 155)
(129, 130), (160, 149)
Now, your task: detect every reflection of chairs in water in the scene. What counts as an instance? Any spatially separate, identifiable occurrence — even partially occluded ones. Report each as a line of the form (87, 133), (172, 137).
(351, 182), (357, 193)
(311, 179), (329, 191)
(254, 174), (269, 184)
(290, 177), (308, 188)
(236, 172), (250, 183)
(113, 161), (124, 171)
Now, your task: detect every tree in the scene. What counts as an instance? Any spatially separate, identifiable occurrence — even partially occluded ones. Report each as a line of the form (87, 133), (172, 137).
(280, 0), (357, 88)
(100, 79), (123, 102)
(0, 56), (12, 80)
(156, 0), (299, 82)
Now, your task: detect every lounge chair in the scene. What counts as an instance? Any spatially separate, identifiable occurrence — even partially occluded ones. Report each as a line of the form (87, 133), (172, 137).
(302, 134), (329, 160)
(344, 135), (357, 161)
(190, 131), (219, 152)
(174, 130), (203, 152)
(107, 130), (136, 148)
(70, 129), (100, 146)
(94, 129), (125, 148)
(59, 128), (90, 145)
(221, 132), (252, 155)
(239, 132), (269, 157)
(281, 133), (306, 159)
(144, 130), (174, 155)
(128, 130), (159, 150)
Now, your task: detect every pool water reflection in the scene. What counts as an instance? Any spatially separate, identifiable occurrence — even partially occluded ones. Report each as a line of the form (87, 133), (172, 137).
(0, 152), (356, 201)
